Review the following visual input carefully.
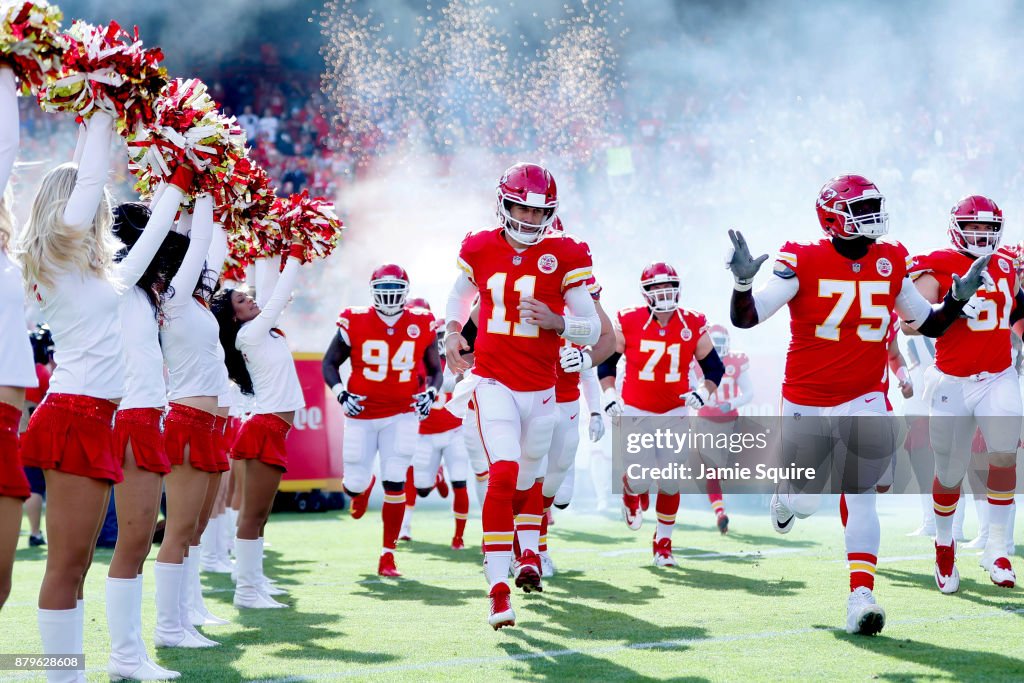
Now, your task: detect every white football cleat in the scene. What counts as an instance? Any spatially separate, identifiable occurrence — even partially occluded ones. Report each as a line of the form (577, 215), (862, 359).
(652, 538), (676, 567)
(770, 493), (794, 535)
(933, 541), (959, 594)
(622, 493), (643, 531)
(512, 550), (543, 593)
(539, 551), (556, 578)
(980, 554), (1016, 588)
(846, 587), (885, 635)
(488, 583), (516, 630)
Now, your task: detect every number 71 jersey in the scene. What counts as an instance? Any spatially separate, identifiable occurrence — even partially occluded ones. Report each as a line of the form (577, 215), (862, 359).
(778, 238), (911, 407)
(457, 228), (593, 392)
(336, 306), (437, 419)
(619, 306), (708, 414)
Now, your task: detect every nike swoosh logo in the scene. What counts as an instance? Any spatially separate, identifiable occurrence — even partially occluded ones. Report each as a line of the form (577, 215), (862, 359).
(865, 397), (877, 403)
(543, 396), (553, 404)
(570, 414), (578, 420)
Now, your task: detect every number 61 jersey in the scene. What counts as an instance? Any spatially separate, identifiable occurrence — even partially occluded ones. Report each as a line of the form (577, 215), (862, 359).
(777, 238), (912, 407)
(457, 228), (593, 392)
(336, 306), (437, 419)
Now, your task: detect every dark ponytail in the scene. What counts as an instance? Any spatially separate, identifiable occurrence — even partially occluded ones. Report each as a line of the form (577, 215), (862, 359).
(211, 288), (255, 396)
(112, 202), (172, 320)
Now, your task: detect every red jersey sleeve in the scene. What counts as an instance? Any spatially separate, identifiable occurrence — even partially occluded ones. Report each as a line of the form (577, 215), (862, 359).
(557, 235), (594, 293)
(457, 230), (490, 287)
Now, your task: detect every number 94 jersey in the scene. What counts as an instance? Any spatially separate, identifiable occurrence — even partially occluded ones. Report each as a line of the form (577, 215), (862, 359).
(908, 248), (1018, 377)
(778, 238), (911, 407)
(619, 306), (708, 414)
(457, 228), (593, 392)
(336, 306), (437, 419)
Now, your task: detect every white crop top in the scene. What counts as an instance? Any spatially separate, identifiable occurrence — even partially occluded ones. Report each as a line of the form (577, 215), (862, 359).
(118, 185), (185, 409)
(237, 256), (305, 414)
(0, 252), (37, 388)
(160, 195), (229, 401)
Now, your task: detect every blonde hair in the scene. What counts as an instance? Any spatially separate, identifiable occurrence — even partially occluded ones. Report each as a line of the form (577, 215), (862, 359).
(0, 185), (13, 253)
(16, 163), (118, 291)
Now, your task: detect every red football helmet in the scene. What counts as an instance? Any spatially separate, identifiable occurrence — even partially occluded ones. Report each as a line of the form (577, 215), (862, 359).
(406, 297), (431, 311)
(949, 195), (1003, 257)
(708, 323), (730, 357)
(370, 264), (409, 315)
(640, 262), (680, 312)
(496, 162), (558, 246)
(815, 174), (888, 239)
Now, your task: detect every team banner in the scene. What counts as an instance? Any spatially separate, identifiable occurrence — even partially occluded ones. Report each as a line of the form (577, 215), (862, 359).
(611, 415), (1023, 495)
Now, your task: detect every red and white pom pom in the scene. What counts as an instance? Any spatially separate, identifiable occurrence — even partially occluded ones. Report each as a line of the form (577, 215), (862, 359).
(37, 20), (166, 132)
(0, 1), (64, 94)
(126, 78), (246, 198)
(215, 157), (276, 233)
(265, 190), (345, 263)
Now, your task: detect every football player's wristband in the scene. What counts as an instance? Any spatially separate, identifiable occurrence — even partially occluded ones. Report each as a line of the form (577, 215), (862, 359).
(733, 279), (753, 292)
(331, 383), (345, 399)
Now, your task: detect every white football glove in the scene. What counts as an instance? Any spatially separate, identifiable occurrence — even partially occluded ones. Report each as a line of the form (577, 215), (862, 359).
(960, 292), (984, 320)
(602, 387), (623, 418)
(589, 412), (605, 442)
(411, 386), (438, 420)
(682, 386), (711, 410)
(560, 345), (593, 373)
(334, 387), (367, 417)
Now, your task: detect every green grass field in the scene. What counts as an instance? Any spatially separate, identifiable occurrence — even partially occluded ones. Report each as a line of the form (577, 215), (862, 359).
(3, 500), (1024, 682)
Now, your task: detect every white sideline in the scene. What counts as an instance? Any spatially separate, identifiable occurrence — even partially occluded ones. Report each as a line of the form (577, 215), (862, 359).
(261, 607), (1024, 682)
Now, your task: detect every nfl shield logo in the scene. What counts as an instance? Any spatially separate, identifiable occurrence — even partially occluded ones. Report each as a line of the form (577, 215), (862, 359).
(852, 263), (862, 273)
(512, 255), (522, 266)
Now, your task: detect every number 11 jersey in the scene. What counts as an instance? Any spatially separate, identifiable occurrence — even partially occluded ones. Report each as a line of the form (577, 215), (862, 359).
(457, 228), (593, 392)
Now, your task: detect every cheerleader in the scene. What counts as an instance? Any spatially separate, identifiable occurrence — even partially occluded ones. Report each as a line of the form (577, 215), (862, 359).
(0, 64), (37, 610)
(151, 195), (227, 648)
(183, 221), (233, 628)
(106, 182), (191, 680)
(212, 242), (307, 608)
(18, 109), (180, 682)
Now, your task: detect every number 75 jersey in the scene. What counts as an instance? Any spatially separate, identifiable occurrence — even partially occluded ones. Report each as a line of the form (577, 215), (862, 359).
(778, 238), (912, 407)
(336, 306), (437, 419)
(457, 228), (593, 392)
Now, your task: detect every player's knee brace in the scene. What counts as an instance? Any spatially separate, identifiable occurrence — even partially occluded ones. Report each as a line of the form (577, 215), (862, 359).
(488, 460), (519, 503)
(382, 480), (405, 494)
(416, 488), (433, 498)
(451, 481), (467, 489)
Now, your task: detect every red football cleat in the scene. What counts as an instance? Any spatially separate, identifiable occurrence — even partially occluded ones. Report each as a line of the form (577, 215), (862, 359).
(488, 583), (516, 630)
(451, 536), (465, 550)
(377, 552), (402, 577)
(350, 475), (375, 520)
(513, 549), (543, 593)
(435, 468), (449, 498)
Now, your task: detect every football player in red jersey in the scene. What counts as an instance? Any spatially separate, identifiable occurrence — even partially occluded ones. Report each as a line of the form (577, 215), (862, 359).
(321, 265), (443, 577)
(906, 195), (1024, 593)
(444, 162), (600, 629)
(688, 324), (754, 534)
(410, 312), (472, 549)
(728, 174), (992, 635)
(598, 262), (724, 567)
